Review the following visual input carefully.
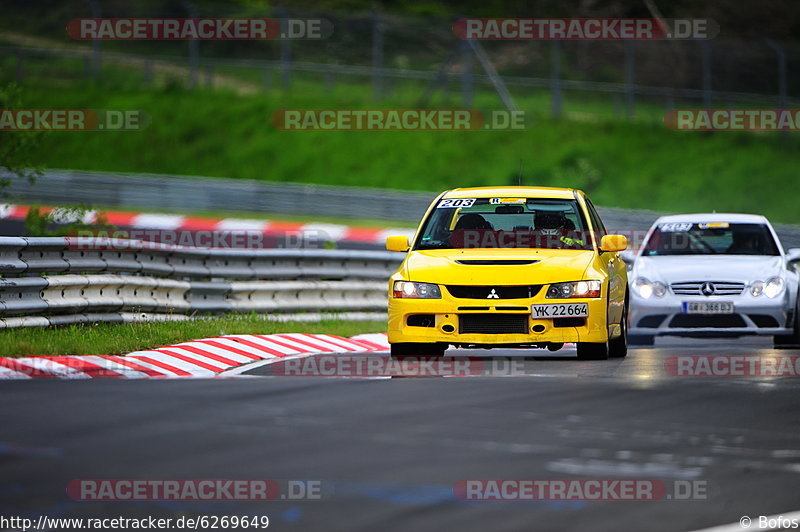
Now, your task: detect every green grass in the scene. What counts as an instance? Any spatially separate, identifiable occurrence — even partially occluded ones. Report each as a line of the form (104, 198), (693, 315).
(0, 315), (386, 357)
(4, 60), (800, 225)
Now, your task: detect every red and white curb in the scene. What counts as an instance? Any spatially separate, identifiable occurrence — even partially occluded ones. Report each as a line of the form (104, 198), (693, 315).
(0, 204), (413, 246)
(0, 333), (391, 380)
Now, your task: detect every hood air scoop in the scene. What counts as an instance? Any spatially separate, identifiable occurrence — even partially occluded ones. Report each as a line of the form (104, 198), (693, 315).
(455, 259), (540, 266)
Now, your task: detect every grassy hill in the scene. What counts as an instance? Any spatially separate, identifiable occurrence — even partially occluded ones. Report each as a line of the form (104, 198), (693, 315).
(5, 61), (800, 224)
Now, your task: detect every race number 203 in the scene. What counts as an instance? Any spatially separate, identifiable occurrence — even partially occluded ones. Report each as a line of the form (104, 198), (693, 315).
(531, 303), (589, 318)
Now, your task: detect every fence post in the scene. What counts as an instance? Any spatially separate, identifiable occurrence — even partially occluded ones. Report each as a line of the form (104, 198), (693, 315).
(85, 0), (102, 80)
(15, 51), (23, 82)
(325, 67), (335, 93)
(624, 40), (635, 120)
(766, 39), (788, 139)
(665, 90), (675, 112)
(205, 65), (214, 87)
(372, 10), (385, 100)
(466, 39), (518, 112)
(278, 9), (292, 90)
(550, 40), (562, 119)
(461, 39), (473, 107)
(765, 39), (787, 110)
(183, 1), (199, 90)
(144, 58), (153, 87)
(700, 40), (712, 108)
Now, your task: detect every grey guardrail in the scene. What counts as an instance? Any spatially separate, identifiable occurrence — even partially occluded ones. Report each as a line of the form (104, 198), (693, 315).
(5, 170), (800, 250)
(3, 169), (437, 223)
(0, 237), (401, 328)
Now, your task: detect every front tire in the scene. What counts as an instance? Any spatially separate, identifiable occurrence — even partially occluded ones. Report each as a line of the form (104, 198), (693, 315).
(774, 299), (800, 349)
(390, 342), (447, 358)
(608, 302), (628, 358)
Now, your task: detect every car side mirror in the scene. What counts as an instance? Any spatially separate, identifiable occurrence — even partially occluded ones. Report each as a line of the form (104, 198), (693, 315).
(600, 234), (628, 253)
(787, 248), (800, 272)
(386, 235), (410, 252)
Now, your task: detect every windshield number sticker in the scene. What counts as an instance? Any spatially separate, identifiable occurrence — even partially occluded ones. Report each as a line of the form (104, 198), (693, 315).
(660, 222), (693, 233)
(438, 198), (475, 209)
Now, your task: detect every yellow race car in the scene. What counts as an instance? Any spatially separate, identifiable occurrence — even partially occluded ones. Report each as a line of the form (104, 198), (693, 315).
(385, 186), (629, 360)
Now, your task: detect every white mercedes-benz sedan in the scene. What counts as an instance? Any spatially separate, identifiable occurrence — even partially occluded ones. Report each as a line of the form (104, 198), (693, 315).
(625, 213), (800, 347)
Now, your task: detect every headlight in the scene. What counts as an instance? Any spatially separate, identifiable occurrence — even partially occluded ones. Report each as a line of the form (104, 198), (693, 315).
(393, 281), (441, 299)
(633, 278), (667, 299)
(751, 277), (784, 298)
(546, 280), (601, 299)
(750, 281), (764, 297)
(751, 278), (784, 298)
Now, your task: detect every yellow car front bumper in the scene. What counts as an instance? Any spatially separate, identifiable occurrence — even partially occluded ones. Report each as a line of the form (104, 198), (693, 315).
(388, 295), (609, 346)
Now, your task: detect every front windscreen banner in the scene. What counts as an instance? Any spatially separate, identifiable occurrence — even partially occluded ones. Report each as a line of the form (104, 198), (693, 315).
(642, 222), (780, 256)
(418, 198), (594, 250)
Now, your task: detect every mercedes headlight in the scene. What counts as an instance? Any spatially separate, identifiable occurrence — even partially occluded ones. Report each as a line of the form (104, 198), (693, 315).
(393, 281), (441, 299)
(751, 277), (784, 298)
(546, 280), (602, 299)
(633, 278), (667, 299)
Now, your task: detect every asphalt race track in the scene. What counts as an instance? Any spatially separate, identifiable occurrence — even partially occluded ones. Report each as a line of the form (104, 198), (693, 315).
(3, 338), (800, 532)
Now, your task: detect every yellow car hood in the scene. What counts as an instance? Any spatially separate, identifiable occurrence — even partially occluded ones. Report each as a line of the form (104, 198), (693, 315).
(403, 248), (596, 285)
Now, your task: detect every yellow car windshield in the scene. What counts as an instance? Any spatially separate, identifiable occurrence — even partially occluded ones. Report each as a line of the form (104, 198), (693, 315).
(416, 198), (593, 250)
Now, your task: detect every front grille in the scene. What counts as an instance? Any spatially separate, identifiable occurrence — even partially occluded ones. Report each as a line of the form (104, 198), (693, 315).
(669, 314), (747, 328)
(459, 314), (528, 334)
(670, 281), (745, 296)
(638, 315), (667, 328)
(749, 314), (780, 328)
(447, 285), (542, 299)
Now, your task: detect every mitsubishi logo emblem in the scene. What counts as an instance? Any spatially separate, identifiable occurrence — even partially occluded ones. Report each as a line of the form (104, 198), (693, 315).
(700, 282), (716, 296)
(487, 288), (500, 299)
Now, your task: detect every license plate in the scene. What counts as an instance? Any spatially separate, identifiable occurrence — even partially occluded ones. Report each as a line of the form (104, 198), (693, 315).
(682, 301), (734, 314)
(531, 303), (589, 319)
